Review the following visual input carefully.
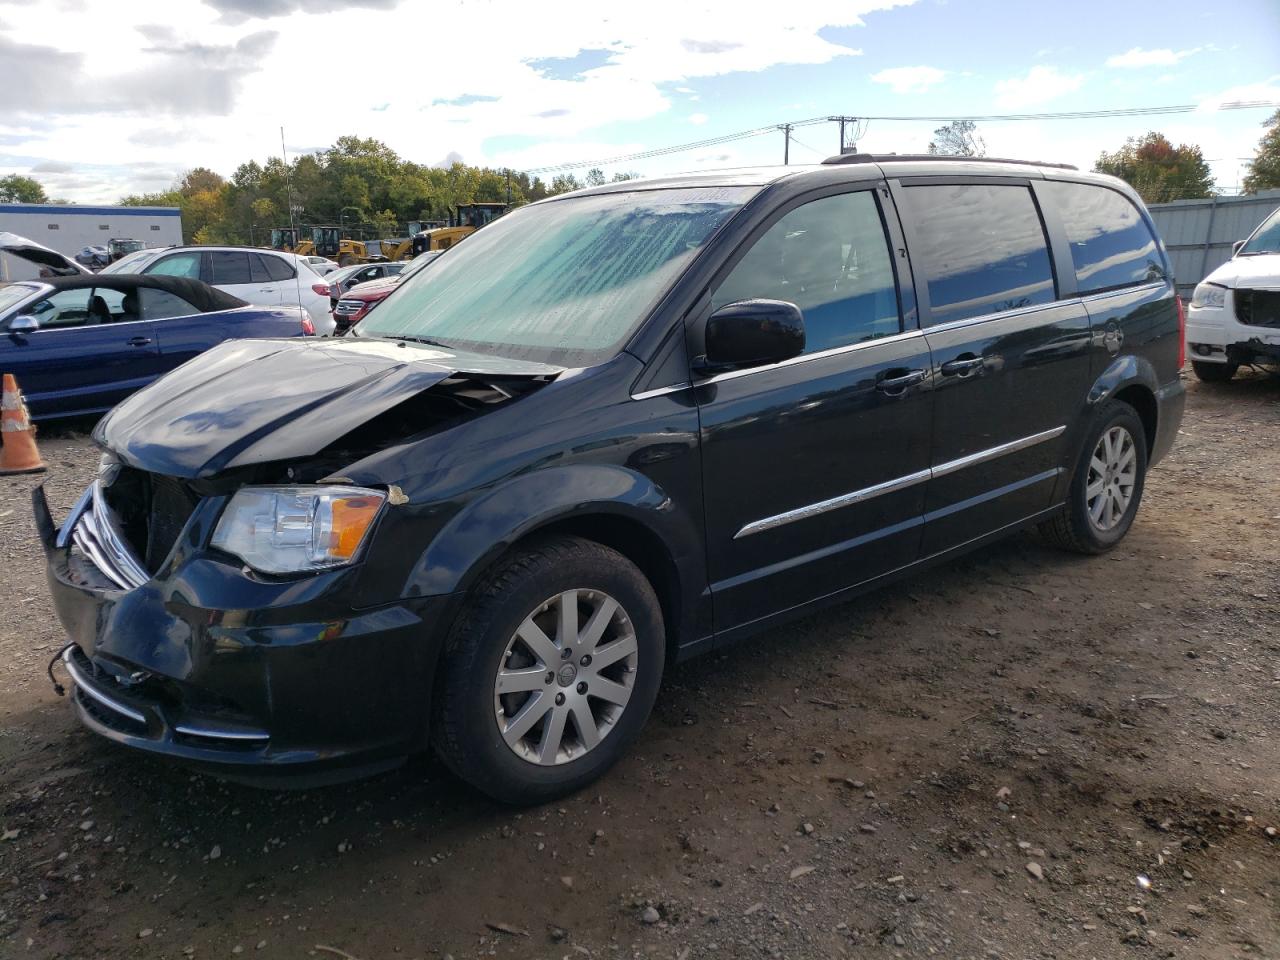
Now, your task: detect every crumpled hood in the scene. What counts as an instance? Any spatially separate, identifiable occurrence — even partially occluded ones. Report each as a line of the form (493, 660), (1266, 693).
(1204, 253), (1280, 290)
(95, 337), (562, 479)
(0, 231), (92, 276)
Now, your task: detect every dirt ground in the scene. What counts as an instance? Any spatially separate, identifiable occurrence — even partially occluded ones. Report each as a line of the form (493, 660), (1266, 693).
(0, 373), (1277, 960)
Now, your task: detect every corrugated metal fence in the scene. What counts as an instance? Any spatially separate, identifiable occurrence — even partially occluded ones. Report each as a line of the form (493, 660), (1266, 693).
(1148, 190), (1280, 297)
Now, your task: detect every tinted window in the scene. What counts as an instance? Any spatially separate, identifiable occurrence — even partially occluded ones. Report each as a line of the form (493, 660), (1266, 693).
(1041, 181), (1165, 293)
(249, 254), (271, 283)
(262, 254), (296, 281)
(712, 190), (901, 353)
(901, 184), (1055, 326)
(147, 252), (201, 279)
(140, 289), (200, 320)
(209, 251), (252, 285)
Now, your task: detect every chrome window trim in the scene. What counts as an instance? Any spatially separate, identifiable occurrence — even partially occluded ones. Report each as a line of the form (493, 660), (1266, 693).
(631, 382), (693, 401)
(921, 298), (1069, 336)
(63, 648), (147, 725)
(1078, 279), (1167, 304)
(734, 425), (1066, 538)
(693, 328), (925, 387)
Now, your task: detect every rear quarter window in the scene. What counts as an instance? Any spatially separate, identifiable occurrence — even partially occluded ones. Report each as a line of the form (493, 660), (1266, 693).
(1040, 181), (1165, 295)
(899, 183), (1056, 326)
(262, 254), (296, 282)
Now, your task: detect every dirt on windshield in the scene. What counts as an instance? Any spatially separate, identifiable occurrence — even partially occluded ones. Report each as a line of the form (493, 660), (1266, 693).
(1, 372), (1277, 960)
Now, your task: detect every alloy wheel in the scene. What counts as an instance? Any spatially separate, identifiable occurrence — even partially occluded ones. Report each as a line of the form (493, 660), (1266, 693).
(493, 589), (638, 766)
(1086, 425), (1137, 532)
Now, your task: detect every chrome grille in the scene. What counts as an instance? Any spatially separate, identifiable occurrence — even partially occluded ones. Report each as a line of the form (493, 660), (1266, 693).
(334, 298), (364, 317)
(68, 481), (149, 591)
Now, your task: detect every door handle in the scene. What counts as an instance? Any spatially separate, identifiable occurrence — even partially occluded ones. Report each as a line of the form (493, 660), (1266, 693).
(940, 355), (984, 377)
(875, 369), (925, 394)
(127, 337), (152, 347)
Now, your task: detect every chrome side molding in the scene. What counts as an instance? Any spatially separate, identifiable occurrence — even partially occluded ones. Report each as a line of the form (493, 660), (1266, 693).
(734, 425), (1067, 538)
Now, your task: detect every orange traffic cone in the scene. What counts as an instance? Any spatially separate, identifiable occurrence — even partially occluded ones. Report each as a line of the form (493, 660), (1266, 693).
(0, 374), (46, 475)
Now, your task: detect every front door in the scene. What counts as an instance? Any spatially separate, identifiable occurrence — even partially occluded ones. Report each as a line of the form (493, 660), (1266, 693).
(891, 179), (1092, 556)
(695, 186), (934, 634)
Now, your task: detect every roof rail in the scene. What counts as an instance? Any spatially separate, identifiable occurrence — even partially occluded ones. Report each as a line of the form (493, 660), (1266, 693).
(821, 153), (1078, 171)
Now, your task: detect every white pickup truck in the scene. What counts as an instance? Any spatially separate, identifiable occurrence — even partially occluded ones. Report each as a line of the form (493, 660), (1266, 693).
(1185, 205), (1280, 381)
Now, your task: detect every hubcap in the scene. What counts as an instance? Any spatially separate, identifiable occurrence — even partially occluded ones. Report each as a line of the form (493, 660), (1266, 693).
(493, 589), (638, 766)
(1086, 425), (1137, 532)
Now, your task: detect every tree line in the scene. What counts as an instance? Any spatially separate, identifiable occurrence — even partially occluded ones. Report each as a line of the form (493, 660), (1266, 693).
(3, 112), (1279, 242)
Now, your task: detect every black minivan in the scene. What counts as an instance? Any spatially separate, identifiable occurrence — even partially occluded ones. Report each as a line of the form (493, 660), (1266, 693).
(36, 155), (1185, 803)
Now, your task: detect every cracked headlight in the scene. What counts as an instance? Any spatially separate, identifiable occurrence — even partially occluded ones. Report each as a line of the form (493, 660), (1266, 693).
(1190, 282), (1227, 309)
(211, 486), (384, 574)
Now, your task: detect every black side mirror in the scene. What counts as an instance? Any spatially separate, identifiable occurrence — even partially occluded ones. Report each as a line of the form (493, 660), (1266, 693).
(1232, 240), (1245, 257)
(699, 299), (805, 373)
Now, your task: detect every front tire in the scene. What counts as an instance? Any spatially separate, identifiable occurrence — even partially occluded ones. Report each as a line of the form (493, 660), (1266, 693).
(1039, 401), (1148, 554)
(432, 536), (665, 804)
(1191, 360), (1237, 383)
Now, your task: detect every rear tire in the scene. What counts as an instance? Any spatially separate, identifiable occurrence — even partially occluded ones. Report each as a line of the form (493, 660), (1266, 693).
(1039, 400), (1148, 555)
(1191, 360), (1237, 383)
(432, 536), (664, 805)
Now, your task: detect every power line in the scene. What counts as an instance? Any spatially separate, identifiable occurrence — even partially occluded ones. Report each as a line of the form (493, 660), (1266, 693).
(521, 100), (1276, 175)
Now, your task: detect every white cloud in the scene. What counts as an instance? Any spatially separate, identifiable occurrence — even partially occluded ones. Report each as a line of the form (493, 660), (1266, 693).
(994, 65), (1084, 109)
(870, 65), (945, 94)
(1106, 47), (1199, 69)
(0, 0), (903, 201)
(688, 112), (709, 125)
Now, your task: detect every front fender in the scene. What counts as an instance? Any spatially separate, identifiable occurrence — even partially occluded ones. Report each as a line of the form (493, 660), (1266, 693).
(402, 464), (701, 599)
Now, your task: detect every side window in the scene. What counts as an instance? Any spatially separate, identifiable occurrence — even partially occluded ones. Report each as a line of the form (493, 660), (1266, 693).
(262, 254), (296, 281)
(139, 289), (200, 321)
(209, 251), (252, 285)
(26, 288), (94, 328)
(249, 254), (272, 283)
(146, 252), (202, 279)
(711, 191), (901, 354)
(1040, 181), (1164, 294)
(899, 183), (1056, 326)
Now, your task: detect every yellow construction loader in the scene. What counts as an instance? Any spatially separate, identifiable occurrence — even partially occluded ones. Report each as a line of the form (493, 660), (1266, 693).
(411, 203), (507, 256)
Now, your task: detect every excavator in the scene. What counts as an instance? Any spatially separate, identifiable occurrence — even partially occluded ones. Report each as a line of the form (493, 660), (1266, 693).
(410, 203), (507, 257)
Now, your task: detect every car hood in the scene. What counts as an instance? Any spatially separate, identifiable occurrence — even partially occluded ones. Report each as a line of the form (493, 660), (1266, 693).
(346, 275), (400, 297)
(95, 337), (563, 479)
(1204, 252), (1280, 289)
(0, 231), (92, 276)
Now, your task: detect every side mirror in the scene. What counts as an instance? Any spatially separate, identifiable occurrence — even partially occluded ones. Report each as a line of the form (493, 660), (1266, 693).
(699, 299), (805, 373)
(8, 314), (40, 334)
(1232, 240), (1245, 257)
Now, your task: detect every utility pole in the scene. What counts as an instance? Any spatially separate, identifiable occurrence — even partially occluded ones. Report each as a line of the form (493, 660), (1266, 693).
(778, 123), (793, 165)
(827, 116), (862, 155)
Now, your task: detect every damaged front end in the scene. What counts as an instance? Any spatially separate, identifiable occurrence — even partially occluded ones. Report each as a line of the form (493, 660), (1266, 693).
(36, 336), (560, 785)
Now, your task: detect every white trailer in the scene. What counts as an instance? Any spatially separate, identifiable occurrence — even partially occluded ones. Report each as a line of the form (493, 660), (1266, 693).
(0, 203), (183, 281)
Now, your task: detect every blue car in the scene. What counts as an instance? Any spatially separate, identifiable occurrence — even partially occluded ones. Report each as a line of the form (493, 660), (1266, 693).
(1, 264), (315, 420)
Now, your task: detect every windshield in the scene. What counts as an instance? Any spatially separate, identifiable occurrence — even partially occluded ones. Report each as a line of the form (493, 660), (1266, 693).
(357, 186), (755, 365)
(400, 252), (438, 280)
(100, 249), (162, 274)
(1240, 206), (1280, 256)
(0, 282), (41, 320)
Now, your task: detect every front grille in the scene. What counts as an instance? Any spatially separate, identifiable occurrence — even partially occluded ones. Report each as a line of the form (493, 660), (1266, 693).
(100, 467), (201, 574)
(334, 298), (364, 317)
(1234, 288), (1280, 328)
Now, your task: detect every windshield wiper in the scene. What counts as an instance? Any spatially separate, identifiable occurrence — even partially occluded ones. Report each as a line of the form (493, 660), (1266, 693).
(393, 334), (455, 349)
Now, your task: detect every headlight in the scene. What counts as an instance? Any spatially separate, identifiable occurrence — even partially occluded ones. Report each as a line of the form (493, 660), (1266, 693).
(211, 486), (385, 574)
(1190, 282), (1227, 309)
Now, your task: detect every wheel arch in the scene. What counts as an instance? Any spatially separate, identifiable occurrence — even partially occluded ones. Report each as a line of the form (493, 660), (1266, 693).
(1087, 354), (1159, 454)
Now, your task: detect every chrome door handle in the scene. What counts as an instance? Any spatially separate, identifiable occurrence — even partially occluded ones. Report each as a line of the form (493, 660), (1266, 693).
(875, 369), (926, 393)
(940, 356), (984, 377)
(127, 336), (152, 347)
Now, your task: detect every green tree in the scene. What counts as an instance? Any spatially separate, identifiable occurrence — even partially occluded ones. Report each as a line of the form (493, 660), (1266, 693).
(583, 168), (606, 187)
(927, 120), (985, 157)
(0, 174), (49, 203)
(1243, 109), (1280, 194)
(1095, 132), (1215, 204)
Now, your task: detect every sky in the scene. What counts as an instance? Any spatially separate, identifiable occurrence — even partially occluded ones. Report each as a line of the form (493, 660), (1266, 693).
(2, 0), (1278, 204)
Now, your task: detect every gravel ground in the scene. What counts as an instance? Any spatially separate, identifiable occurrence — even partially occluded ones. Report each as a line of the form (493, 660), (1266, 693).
(1, 372), (1277, 960)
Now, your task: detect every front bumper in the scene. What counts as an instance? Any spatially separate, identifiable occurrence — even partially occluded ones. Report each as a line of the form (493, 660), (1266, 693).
(1186, 299), (1280, 364)
(34, 485), (455, 787)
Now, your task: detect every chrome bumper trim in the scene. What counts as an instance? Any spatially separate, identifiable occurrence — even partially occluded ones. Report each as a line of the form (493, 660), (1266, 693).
(63, 648), (147, 726)
(174, 724), (270, 743)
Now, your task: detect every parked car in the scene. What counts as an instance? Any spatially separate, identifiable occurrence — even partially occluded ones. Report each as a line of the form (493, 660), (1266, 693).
(0, 232), (92, 278)
(0, 270), (314, 419)
(324, 261), (405, 306)
(333, 251), (441, 335)
(1185, 204), (1280, 381)
(36, 156), (1184, 803)
(100, 245), (334, 335)
(304, 255), (340, 276)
